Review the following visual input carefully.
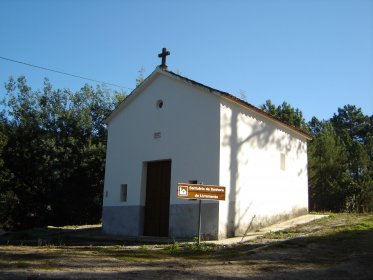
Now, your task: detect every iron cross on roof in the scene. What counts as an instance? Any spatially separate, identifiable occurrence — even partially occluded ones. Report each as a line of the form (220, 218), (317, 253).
(158, 48), (170, 69)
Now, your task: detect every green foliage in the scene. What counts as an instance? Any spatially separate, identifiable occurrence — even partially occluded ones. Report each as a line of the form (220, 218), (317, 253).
(0, 78), (371, 231)
(308, 106), (373, 212)
(165, 240), (180, 254)
(0, 76), (125, 230)
(183, 237), (215, 252)
(163, 238), (216, 256)
(261, 99), (308, 131)
(136, 67), (145, 86)
(262, 100), (372, 213)
(308, 121), (352, 211)
(238, 89), (247, 101)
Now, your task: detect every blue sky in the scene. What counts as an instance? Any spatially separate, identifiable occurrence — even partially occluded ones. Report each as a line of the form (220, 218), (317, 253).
(1, 0), (372, 121)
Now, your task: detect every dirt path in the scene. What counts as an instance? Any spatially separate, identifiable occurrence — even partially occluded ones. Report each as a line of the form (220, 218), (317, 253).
(1, 214), (373, 279)
(1, 239), (372, 279)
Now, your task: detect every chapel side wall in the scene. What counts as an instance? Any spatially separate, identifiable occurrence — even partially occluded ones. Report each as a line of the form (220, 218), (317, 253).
(218, 99), (308, 238)
(102, 73), (221, 238)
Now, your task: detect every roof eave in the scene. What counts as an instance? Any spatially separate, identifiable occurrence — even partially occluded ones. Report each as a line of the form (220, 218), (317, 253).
(103, 67), (163, 124)
(103, 66), (313, 141)
(162, 69), (312, 141)
(220, 93), (313, 141)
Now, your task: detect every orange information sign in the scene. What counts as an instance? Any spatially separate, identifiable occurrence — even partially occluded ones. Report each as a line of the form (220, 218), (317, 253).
(177, 183), (226, 201)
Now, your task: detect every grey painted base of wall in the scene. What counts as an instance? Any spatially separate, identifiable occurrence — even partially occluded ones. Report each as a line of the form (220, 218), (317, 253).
(102, 204), (307, 240)
(227, 206), (309, 238)
(102, 205), (144, 236)
(169, 202), (219, 240)
(102, 203), (219, 239)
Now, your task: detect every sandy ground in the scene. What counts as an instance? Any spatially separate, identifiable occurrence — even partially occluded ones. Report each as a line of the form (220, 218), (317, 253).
(210, 214), (328, 245)
(0, 242), (372, 280)
(1, 214), (372, 279)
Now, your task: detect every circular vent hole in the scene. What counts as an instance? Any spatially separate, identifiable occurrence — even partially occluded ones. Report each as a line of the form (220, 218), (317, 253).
(156, 99), (164, 109)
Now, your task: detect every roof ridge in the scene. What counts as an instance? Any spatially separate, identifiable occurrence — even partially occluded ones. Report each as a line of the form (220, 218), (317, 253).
(161, 68), (312, 140)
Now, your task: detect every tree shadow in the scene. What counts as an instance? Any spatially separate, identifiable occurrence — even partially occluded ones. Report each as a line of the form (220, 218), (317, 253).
(1, 222), (372, 279)
(220, 101), (309, 237)
(0, 225), (193, 246)
(1, 228), (372, 279)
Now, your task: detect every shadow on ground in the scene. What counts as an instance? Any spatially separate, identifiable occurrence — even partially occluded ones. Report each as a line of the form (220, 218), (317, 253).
(0, 226), (372, 279)
(0, 225), (184, 246)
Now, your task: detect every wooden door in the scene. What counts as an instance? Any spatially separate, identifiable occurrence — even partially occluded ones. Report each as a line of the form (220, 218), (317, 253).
(143, 160), (171, 237)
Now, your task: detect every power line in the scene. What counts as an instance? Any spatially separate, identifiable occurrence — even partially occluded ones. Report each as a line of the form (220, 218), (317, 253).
(0, 56), (133, 91)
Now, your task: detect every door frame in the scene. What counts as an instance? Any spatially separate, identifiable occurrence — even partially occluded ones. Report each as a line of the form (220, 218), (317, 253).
(142, 159), (172, 237)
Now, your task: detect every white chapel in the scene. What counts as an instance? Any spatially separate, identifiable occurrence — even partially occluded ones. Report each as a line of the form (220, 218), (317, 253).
(102, 50), (311, 239)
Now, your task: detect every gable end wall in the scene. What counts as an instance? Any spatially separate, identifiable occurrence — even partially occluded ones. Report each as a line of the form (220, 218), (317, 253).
(218, 98), (308, 238)
(102, 74), (221, 238)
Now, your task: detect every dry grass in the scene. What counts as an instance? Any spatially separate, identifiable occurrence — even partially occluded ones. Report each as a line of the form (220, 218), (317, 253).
(0, 213), (372, 279)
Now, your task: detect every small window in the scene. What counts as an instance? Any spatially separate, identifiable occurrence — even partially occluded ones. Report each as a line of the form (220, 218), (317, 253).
(105, 191), (108, 198)
(120, 184), (127, 202)
(280, 153), (286, 171)
(156, 99), (164, 109)
(153, 132), (161, 139)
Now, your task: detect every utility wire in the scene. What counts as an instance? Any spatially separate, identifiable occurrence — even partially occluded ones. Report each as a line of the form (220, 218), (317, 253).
(0, 56), (133, 90)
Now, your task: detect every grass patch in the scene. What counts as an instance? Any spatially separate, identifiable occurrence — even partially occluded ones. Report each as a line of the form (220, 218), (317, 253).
(260, 213), (373, 264)
(112, 242), (220, 261)
(260, 213), (373, 242)
(0, 257), (60, 270)
(1, 213), (372, 268)
(262, 230), (299, 240)
(112, 249), (170, 261)
(36, 260), (60, 271)
(85, 239), (223, 261)
(14, 262), (31, 268)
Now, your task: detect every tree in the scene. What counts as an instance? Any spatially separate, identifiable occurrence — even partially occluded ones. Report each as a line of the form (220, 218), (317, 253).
(330, 105), (373, 212)
(308, 106), (373, 212)
(261, 100), (308, 131)
(331, 105), (370, 144)
(260, 101), (373, 212)
(238, 89), (247, 101)
(0, 118), (14, 230)
(136, 67), (145, 86)
(308, 120), (352, 211)
(0, 76), (125, 230)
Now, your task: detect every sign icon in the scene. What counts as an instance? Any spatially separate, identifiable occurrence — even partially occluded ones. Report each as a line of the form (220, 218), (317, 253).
(177, 183), (225, 201)
(178, 185), (188, 196)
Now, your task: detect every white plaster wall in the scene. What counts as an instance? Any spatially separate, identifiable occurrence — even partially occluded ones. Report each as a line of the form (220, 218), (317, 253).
(218, 99), (309, 238)
(103, 72), (221, 208)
